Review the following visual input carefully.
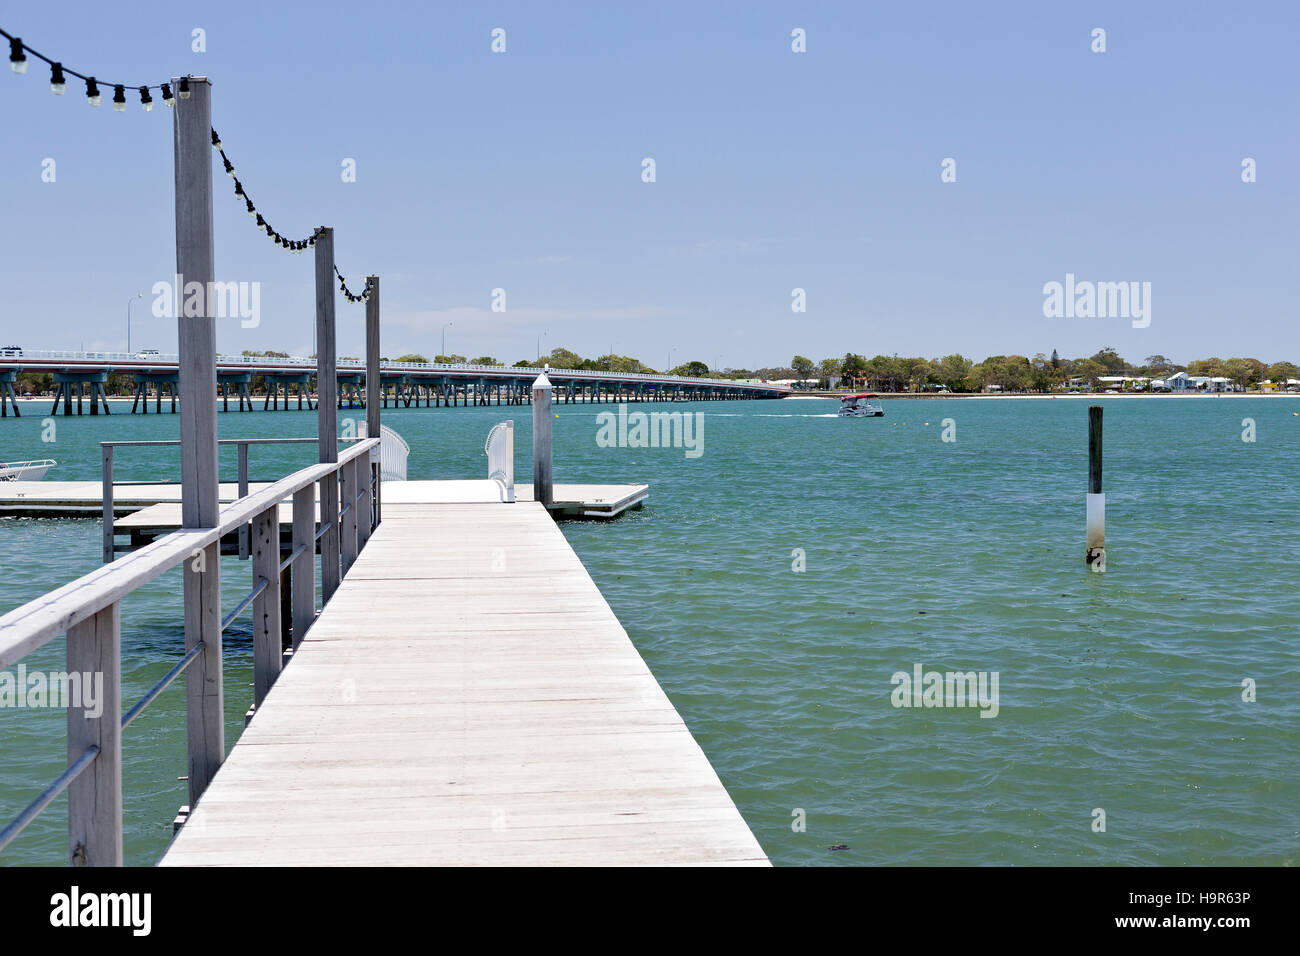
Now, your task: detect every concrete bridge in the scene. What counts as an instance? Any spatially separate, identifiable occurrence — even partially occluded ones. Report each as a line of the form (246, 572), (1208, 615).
(0, 351), (790, 415)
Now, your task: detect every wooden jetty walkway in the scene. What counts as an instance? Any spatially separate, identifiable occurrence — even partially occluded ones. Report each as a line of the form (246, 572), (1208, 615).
(0, 79), (761, 868)
(160, 498), (767, 866)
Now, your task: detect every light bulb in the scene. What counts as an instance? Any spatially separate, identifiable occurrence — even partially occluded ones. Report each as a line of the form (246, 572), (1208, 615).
(50, 63), (66, 94)
(112, 85), (126, 111)
(178, 77), (190, 99)
(140, 86), (153, 111)
(9, 38), (26, 74)
(86, 78), (101, 107)
(161, 83), (174, 108)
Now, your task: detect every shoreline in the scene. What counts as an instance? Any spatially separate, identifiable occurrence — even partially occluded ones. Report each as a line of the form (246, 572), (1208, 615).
(7, 391), (1299, 409)
(785, 391), (1300, 400)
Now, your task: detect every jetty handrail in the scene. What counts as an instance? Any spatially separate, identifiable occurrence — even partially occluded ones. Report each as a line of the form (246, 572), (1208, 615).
(101, 436), (368, 562)
(0, 436), (380, 863)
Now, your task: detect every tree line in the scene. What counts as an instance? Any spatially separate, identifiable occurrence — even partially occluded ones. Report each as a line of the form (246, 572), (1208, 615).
(789, 349), (1300, 392)
(9, 346), (1293, 398)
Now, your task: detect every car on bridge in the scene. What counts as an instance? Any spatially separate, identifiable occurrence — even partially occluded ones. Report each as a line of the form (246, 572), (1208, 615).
(0, 346), (22, 357)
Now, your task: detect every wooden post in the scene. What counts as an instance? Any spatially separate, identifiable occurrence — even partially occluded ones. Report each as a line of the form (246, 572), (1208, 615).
(66, 602), (122, 866)
(341, 455), (358, 575)
(532, 371), (554, 508)
(101, 444), (114, 563)
(1086, 405), (1105, 571)
(358, 461), (373, 548)
(237, 441), (250, 559)
(291, 484), (315, 646)
(315, 227), (341, 600)
(279, 565), (292, 650)
(251, 505), (282, 704)
(365, 276), (381, 527)
(173, 75), (224, 805)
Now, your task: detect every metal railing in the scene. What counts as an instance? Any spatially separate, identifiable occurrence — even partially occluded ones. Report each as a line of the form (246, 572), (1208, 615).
(0, 349), (792, 392)
(0, 437), (381, 865)
(101, 437), (367, 563)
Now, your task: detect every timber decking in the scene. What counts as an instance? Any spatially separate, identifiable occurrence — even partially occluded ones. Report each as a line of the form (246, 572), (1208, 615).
(159, 500), (766, 866)
(3, 480), (647, 521)
(0, 480), (274, 516)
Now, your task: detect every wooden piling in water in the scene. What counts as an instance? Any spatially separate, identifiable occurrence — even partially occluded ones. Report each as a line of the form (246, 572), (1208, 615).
(1086, 404), (1105, 570)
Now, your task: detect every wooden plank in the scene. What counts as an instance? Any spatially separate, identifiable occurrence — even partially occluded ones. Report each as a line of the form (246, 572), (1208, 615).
(160, 501), (765, 866)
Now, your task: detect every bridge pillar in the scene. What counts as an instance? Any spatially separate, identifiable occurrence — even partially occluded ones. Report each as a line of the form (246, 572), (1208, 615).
(52, 371), (110, 416)
(0, 370), (19, 417)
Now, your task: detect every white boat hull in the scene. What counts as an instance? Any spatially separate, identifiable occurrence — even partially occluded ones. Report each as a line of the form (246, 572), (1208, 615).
(0, 459), (55, 481)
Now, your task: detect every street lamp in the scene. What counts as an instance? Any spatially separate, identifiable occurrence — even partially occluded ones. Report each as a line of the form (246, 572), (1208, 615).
(441, 322), (453, 360)
(537, 331), (547, 364)
(126, 292), (142, 354)
(668, 346), (676, 374)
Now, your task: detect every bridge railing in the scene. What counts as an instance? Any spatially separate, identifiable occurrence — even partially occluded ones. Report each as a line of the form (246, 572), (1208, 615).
(0, 350), (791, 392)
(0, 436), (381, 865)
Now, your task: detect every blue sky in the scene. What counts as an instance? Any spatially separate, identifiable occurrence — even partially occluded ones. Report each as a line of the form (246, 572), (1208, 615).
(1, 1), (1296, 368)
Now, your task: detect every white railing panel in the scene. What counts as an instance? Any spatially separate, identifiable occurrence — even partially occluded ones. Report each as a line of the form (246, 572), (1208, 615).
(485, 421), (515, 503)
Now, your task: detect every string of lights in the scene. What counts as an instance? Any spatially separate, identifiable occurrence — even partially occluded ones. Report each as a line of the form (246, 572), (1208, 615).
(335, 266), (375, 304)
(4, 25), (373, 301)
(215, 134), (370, 298)
(212, 128), (322, 255)
(3, 26), (181, 109)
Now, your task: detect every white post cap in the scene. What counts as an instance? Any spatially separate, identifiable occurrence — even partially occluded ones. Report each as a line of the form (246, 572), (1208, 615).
(532, 371), (552, 390)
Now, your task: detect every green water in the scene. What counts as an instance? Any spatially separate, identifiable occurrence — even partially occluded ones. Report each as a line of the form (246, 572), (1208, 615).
(1, 396), (1297, 865)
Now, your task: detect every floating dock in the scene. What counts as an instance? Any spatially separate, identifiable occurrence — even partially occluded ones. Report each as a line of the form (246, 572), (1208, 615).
(0, 480), (272, 517)
(159, 499), (767, 866)
(0, 479), (647, 525)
